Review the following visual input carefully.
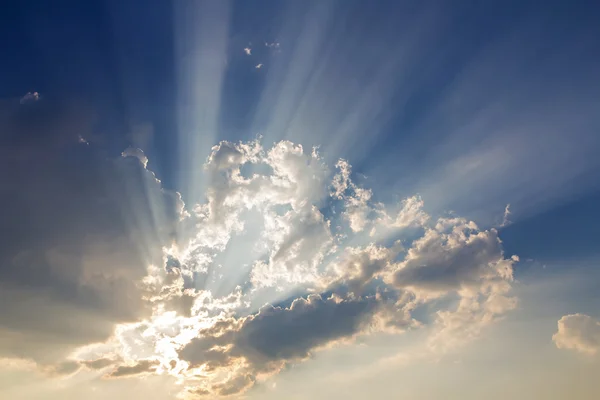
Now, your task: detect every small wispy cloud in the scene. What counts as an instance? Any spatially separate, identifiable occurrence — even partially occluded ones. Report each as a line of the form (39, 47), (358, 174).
(265, 41), (280, 49)
(121, 147), (149, 168)
(20, 91), (40, 104)
(255, 63), (263, 69)
(243, 47), (252, 55)
(501, 203), (511, 227)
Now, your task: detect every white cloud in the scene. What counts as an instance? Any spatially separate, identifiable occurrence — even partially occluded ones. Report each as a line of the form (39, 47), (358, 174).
(331, 159), (373, 233)
(243, 47), (252, 55)
(553, 314), (600, 355)
(122, 147), (149, 168)
(255, 63), (263, 69)
(251, 205), (333, 288)
(501, 203), (511, 227)
(331, 160), (428, 236)
(20, 91), (40, 104)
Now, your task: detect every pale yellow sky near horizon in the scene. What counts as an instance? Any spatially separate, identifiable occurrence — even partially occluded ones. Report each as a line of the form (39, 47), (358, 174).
(2, 266), (599, 400)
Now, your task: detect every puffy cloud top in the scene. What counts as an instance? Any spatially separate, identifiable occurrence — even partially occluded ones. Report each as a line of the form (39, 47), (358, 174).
(553, 314), (600, 355)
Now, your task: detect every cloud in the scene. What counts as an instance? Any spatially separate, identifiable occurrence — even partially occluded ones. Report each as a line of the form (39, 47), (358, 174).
(105, 359), (160, 378)
(251, 205), (334, 288)
(390, 220), (514, 294)
(122, 147), (149, 168)
(553, 314), (600, 355)
(20, 91), (40, 104)
(255, 63), (263, 69)
(0, 129), (518, 397)
(383, 217), (518, 352)
(163, 143), (516, 395)
(178, 292), (399, 396)
(243, 47), (251, 55)
(212, 374), (256, 396)
(331, 159), (374, 233)
(322, 244), (400, 292)
(186, 374), (256, 398)
(180, 293), (381, 367)
(331, 160), (429, 235)
(501, 203), (511, 227)
(81, 358), (118, 370)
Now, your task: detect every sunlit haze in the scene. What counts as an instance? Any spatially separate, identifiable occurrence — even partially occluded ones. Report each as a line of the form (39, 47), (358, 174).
(1, 1), (600, 399)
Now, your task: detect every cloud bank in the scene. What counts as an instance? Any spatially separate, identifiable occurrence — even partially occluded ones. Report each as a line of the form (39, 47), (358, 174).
(0, 98), (519, 397)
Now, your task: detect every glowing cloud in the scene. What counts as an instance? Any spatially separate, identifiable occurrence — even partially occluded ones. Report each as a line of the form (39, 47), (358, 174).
(0, 101), (519, 397)
(553, 314), (600, 355)
(49, 139), (517, 397)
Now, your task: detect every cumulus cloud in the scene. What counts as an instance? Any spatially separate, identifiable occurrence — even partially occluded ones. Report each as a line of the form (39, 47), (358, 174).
(138, 140), (515, 396)
(553, 314), (600, 355)
(390, 219), (514, 294)
(0, 119), (518, 398)
(243, 47), (251, 55)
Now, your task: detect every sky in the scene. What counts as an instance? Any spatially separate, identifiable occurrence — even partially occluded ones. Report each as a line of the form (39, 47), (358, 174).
(1, 0), (600, 399)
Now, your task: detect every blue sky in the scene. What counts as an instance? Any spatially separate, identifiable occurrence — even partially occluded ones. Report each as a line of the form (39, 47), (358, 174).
(1, 0), (599, 399)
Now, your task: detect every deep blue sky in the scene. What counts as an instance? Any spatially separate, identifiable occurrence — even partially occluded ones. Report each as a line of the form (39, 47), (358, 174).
(2, 0), (600, 267)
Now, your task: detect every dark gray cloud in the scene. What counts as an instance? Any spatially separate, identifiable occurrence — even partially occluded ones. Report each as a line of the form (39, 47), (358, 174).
(180, 293), (381, 373)
(0, 96), (183, 364)
(392, 224), (506, 293)
(234, 294), (378, 363)
(178, 293), (387, 396)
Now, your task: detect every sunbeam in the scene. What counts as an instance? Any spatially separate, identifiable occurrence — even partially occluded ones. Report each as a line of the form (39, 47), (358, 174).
(175, 0), (232, 205)
(1, 1), (600, 399)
